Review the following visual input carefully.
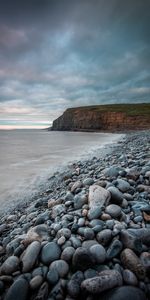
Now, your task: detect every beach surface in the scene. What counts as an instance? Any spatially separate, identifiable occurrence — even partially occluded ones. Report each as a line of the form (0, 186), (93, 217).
(0, 130), (149, 300)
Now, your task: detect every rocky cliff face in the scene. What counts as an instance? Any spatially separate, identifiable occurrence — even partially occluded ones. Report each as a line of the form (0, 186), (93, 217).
(51, 104), (150, 132)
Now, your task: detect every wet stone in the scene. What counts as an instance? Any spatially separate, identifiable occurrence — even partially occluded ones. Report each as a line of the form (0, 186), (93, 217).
(123, 269), (138, 286)
(72, 247), (94, 271)
(100, 286), (147, 300)
(107, 239), (123, 260)
(40, 242), (61, 265)
(0, 255), (20, 275)
(105, 204), (121, 218)
(96, 229), (112, 246)
(89, 244), (106, 264)
(29, 275), (43, 290)
(49, 260), (69, 278)
(5, 278), (29, 300)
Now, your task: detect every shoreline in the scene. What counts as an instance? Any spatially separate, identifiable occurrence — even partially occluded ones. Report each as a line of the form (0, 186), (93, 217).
(0, 130), (150, 299)
(0, 131), (124, 217)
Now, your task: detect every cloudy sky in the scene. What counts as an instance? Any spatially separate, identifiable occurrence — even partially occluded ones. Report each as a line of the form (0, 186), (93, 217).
(0, 0), (150, 128)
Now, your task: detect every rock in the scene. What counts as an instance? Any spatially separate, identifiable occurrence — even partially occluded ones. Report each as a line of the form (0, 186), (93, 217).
(34, 281), (49, 300)
(88, 207), (102, 220)
(21, 241), (41, 273)
(82, 240), (98, 248)
(0, 224), (7, 235)
(105, 204), (121, 218)
(48, 198), (62, 208)
(67, 271), (84, 298)
(83, 178), (94, 186)
(106, 239), (122, 259)
(24, 225), (49, 244)
(88, 185), (110, 209)
(96, 229), (112, 246)
(84, 228), (95, 240)
(115, 179), (130, 192)
(0, 280), (4, 294)
(71, 181), (82, 193)
(123, 269), (138, 286)
(100, 286), (146, 300)
(120, 230), (142, 253)
(57, 236), (66, 246)
(72, 247), (94, 271)
(57, 228), (71, 239)
(49, 260), (69, 277)
(120, 248), (146, 280)
(140, 252), (150, 273)
(89, 244), (106, 264)
(81, 270), (122, 294)
(84, 268), (98, 279)
(127, 228), (150, 246)
(5, 278), (29, 300)
(40, 242), (61, 265)
(70, 236), (82, 249)
(103, 166), (120, 178)
(30, 275), (43, 290)
(74, 193), (88, 209)
(143, 211), (150, 222)
(51, 204), (66, 218)
(0, 256), (19, 275)
(107, 186), (123, 205)
(47, 268), (59, 285)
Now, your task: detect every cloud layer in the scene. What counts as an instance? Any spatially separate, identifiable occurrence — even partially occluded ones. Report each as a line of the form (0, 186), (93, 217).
(0, 0), (150, 126)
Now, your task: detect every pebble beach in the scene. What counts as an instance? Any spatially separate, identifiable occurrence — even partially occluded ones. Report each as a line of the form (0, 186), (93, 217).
(0, 130), (150, 300)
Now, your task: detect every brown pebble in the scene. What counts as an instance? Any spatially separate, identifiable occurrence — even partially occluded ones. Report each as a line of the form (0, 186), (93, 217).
(121, 248), (146, 280)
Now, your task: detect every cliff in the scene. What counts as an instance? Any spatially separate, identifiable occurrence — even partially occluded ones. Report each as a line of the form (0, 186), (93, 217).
(51, 103), (150, 132)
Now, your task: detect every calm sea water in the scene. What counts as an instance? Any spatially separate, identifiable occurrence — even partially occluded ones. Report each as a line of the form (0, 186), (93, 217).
(0, 130), (123, 214)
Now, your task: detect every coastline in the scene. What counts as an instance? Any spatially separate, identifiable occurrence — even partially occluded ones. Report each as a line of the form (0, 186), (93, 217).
(0, 130), (150, 299)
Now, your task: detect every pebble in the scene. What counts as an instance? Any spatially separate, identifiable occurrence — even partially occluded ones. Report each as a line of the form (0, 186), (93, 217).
(40, 242), (61, 265)
(105, 204), (121, 218)
(72, 247), (94, 271)
(67, 271), (84, 298)
(29, 275), (43, 290)
(107, 239), (123, 259)
(84, 228), (95, 240)
(96, 229), (112, 246)
(115, 179), (130, 192)
(107, 186), (123, 205)
(88, 185), (110, 209)
(5, 278), (29, 300)
(21, 241), (41, 273)
(121, 248), (146, 280)
(0, 256), (20, 275)
(49, 260), (69, 278)
(81, 270), (122, 294)
(100, 286), (147, 300)
(61, 247), (75, 262)
(89, 244), (106, 264)
(123, 269), (138, 286)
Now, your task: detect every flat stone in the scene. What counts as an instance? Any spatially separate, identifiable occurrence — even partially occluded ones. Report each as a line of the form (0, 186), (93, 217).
(21, 241), (41, 273)
(5, 278), (29, 300)
(81, 270), (122, 294)
(88, 185), (110, 209)
(105, 204), (121, 218)
(40, 242), (61, 265)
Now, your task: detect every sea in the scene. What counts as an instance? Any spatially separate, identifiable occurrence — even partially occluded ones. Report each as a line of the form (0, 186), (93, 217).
(0, 130), (123, 214)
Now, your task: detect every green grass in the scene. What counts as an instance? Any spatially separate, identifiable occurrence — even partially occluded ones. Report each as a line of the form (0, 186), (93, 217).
(67, 103), (150, 116)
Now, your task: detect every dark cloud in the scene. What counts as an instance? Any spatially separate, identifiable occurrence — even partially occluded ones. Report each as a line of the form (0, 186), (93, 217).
(0, 0), (150, 125)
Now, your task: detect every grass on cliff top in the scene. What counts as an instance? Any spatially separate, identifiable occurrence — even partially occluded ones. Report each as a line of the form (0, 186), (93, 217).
(67, 103), (150, 116)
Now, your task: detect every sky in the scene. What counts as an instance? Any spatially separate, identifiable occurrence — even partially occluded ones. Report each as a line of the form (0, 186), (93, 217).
(0, 0), (150, 129)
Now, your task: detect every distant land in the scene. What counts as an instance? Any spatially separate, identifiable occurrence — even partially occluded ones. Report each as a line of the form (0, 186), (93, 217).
(51, 103), (150, 132)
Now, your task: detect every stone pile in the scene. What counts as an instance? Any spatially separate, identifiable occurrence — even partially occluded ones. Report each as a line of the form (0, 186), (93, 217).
(0, 131), (150, 299)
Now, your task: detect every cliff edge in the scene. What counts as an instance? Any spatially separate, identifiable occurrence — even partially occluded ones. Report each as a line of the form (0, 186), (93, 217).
(51, 103), (150, 132)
